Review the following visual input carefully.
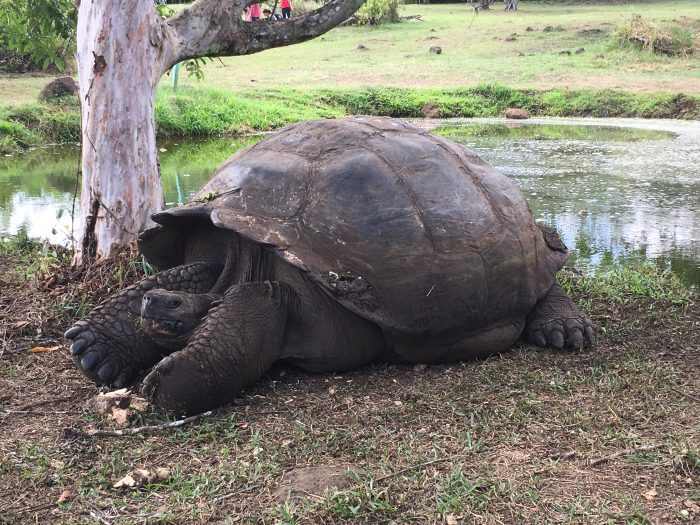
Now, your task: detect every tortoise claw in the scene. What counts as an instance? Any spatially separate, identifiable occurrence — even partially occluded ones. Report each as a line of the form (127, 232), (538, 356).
(97, 361), (116, 383)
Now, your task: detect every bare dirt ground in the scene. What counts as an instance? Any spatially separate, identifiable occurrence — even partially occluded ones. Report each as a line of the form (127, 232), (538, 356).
(1, 253), (698, 524)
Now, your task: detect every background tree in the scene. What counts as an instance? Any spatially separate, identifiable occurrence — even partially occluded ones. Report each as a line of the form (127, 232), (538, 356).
(0, 0), (77, 72)
(76, 0), (365, 263)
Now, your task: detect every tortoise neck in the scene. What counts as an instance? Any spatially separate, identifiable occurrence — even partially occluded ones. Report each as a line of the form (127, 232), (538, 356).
(209, 233), (275, 294)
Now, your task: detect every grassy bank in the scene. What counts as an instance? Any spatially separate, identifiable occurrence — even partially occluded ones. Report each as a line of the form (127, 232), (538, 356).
(1, 84), (698, 154)
(0, 238), (698, 524)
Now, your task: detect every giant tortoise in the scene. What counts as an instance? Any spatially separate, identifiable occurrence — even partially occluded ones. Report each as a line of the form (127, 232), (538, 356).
(66, 117), (595, 415)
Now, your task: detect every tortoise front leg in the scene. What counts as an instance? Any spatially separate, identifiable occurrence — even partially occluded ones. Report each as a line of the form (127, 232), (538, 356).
(65, 262), (222, 387)
(142, 281), (297, 415)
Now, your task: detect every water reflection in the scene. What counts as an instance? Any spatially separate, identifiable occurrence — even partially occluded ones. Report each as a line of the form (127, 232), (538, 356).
(0, 118), (698, 289)
(435, 118), (700, 289)
(0, 136), (261, 246)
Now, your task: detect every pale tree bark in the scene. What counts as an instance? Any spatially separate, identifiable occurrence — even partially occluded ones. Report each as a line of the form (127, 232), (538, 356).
(76, 0), (365, 263)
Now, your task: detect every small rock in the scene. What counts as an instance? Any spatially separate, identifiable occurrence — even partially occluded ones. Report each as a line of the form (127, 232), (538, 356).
(642, 489), (658, 501)
(505, 36), (517, 42)
(85, 389), (150, 427)
(577, 28), (603, 36)
(543, 25), (565, 33)
(505, 108), (530, 120)
(38, 77), (79, 101)
(357, 44), (369, 51)
(575, 47), (585, 54)
(56, 490), (73, 504)
(420, 103), (440, 118)
(429, 46), (442, 55)
(526, 26), (534, 32)
(596, 54), (605, 59)
(578, 209), (590, 217)
(558, 50), (572, 56)
(114, 467), (170, 489)
(684, 499), (700, 513)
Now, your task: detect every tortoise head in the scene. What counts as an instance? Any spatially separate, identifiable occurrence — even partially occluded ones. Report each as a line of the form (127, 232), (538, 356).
(140, 290), (222, 351)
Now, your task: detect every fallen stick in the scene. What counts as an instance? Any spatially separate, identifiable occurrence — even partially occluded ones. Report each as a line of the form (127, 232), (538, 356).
(19, 395), (75, 411)
(372, 457), (453, 484)
(88, 410), (213, 437)
(549, 451), (577, 461)
(1, 502), (55, 517)
(589, 444), (663, 467)
(670, 386), (700, 404)
(211, 484), (260, 503)
(89, 510), (113, 525)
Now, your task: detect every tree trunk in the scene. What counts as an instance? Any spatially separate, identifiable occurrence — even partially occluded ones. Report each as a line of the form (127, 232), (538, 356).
(77, 0), (175, 262)
(76, 0), (365, 264)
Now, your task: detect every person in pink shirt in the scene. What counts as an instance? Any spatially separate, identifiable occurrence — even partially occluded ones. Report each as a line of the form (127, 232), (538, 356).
(249, 3), (262, 21)
(280, 0), (292, 19)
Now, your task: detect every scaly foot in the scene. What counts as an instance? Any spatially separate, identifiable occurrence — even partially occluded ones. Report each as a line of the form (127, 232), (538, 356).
(526, 283), (596, 350)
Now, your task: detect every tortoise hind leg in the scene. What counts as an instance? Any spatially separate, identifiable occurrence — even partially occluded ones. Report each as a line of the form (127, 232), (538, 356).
(525, 283), (596, 350)
(65, 262), (222, 387)
(142, 281), (295, 415)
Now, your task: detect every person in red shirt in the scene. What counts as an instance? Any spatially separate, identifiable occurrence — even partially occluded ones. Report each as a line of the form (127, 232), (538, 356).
(281, 0), (292, 19)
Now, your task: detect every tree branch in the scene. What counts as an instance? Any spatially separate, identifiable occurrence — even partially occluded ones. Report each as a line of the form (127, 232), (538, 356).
(167, 0), (365, 66)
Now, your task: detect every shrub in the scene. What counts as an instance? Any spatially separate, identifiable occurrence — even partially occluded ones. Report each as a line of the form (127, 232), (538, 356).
(613, 15), (695, 57)
(0, 0), (77, 72)
(356, 0), (400, 25)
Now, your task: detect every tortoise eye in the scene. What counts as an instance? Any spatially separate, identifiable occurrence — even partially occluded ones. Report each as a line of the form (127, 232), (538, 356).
(167, 299), (182, 309)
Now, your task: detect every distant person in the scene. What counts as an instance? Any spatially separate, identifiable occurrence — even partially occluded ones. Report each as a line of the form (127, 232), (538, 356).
(281, 0), (292, 19)
(248, 3), (262, 21)
(263, 8), (283, 20)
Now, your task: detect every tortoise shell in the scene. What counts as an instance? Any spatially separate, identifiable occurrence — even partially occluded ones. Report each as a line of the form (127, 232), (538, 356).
(140, 117), (568, 347)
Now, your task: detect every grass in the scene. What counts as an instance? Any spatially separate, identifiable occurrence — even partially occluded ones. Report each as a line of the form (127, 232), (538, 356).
(0, 239), (698, 524)
(2, 1), (700, 107)
(99, 2), (700, 95)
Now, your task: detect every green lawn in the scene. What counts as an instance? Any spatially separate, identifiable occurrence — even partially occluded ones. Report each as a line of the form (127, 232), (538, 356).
(1, 1), (699, 107)
(168, 1), (700, 92)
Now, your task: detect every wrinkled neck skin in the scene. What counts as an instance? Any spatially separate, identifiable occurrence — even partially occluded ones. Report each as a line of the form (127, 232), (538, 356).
(184, 227), (275, 294)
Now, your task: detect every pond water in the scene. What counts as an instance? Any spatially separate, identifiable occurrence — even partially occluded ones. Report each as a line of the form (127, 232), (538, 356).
(1, 117), (698, 289)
